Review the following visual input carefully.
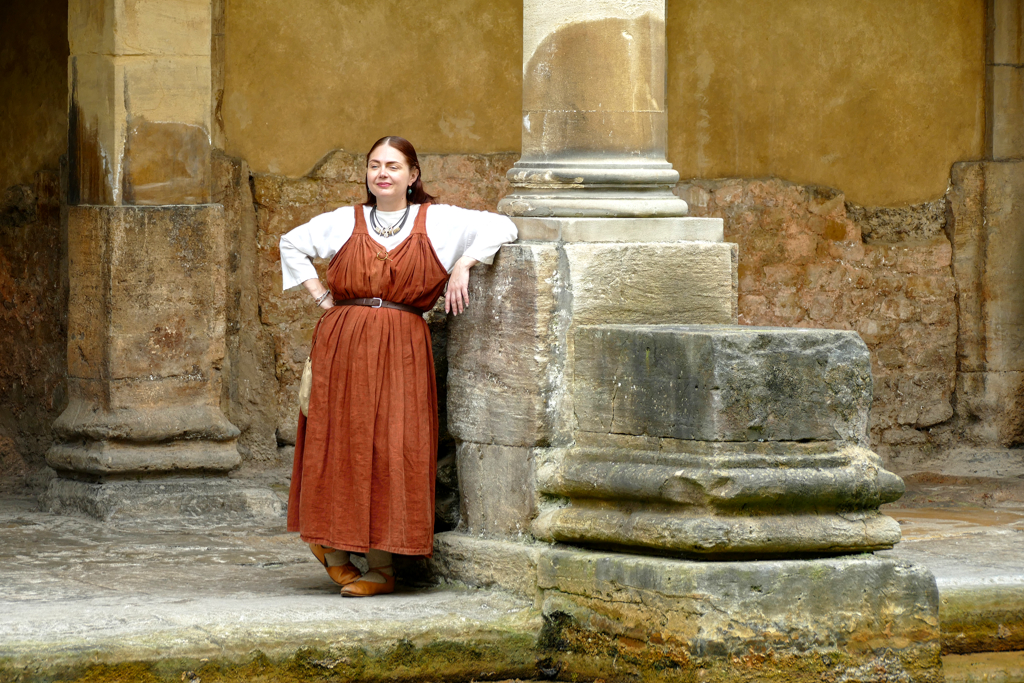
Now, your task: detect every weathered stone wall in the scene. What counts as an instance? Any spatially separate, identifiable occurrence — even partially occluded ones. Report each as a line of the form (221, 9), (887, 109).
(678, 179), (958, 459)
(0, 173), (66, 493)
(0, 0), (68, 193)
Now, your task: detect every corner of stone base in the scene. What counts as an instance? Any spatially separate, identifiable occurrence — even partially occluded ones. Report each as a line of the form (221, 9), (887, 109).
(431, 534), (944, 683)
(41, 477), (285, 522)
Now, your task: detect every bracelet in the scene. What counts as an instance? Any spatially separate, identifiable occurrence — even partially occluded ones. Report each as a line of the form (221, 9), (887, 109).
(314, 290), (332, 306)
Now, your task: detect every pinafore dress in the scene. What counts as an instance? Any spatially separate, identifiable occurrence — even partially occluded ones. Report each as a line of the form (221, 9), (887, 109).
(287, 203), (449, 556)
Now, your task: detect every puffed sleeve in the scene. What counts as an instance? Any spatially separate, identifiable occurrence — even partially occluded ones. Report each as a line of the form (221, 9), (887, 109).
(426, 204), (519, 272)
(279, 207), (355, 290)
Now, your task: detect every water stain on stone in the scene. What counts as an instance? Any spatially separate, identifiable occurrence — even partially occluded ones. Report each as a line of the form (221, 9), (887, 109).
(67, 60), (113, 205)
(123, 116), (211, 206)
(523, 16), (666, 159)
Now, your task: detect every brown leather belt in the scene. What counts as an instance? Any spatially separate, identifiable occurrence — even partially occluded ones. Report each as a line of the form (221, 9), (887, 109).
(334, 297), (425, 315)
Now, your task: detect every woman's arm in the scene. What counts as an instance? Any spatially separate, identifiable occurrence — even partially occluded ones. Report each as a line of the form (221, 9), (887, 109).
(445, 255), (478, 315)
(279, 207), (354, 306)
(428, 205), (518, 315)
(302, 278), (335, 310)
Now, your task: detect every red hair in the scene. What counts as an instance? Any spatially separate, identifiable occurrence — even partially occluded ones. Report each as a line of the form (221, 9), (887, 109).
(364, 136), (437, 205)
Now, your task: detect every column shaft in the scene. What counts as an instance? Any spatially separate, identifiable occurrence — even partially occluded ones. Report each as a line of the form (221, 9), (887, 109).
(499, 0), (689, 220)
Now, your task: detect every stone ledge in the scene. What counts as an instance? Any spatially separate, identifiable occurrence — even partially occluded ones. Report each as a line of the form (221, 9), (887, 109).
(47, 439), (241, 476)
(40, 478), (284, 521)
(940, 584), (1024, 655)
(531, 505), (902, 556)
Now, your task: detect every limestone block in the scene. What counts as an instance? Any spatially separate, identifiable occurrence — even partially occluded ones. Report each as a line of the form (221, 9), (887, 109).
(992, 0), (1024, 65)
(533, 504), (901, 556)
(429, 535), (942, 682)
(40, 478), (283, 521)
(70, 0), (212, 56)
(430, 533), (543, 597)
(46, 439), (239, 476)
(447, 244), (566, 447)
(521, 0), (666, 161)
(515, 216), (722, 242)
(68, 0), (212, 206)
(941, 585), (1024, 655)
(949, 162), (986, 372)
(67, 206), (227, 395)
(981, 162), (1024, 373)
(956, 371), (1024, 446)
(120, 57), (212, 205)
(991, 66), (1024, 161)
(456, 443), (537, 536)
(565, 242), (737, 326)
(536, 550), (940, 661)
(69, 54), (119, 205)
(574, 325), (872, 443)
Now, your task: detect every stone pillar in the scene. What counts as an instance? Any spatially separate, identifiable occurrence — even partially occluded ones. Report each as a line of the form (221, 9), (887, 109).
(948, 1), (1024, 446)
(498, 0), (720, 241)
(988, 0), (1024, 160)
(44, 0), (279, 519)
(434, 4), (933, 677)
(446, 0), (905, 556)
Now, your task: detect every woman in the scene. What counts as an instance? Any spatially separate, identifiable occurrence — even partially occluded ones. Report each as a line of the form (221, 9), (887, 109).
(279, 136), (517, 597)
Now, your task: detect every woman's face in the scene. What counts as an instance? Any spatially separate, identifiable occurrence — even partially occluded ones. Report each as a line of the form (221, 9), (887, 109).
(366, 144), (418, 206)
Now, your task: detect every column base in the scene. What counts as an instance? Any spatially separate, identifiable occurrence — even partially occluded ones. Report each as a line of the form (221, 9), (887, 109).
(513, 216), (723, 242)
(429, 533), (942, 683)
(40, 477), (284, 522)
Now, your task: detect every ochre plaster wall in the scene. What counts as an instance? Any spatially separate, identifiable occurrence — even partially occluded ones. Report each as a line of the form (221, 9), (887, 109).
(0, 0), (68, 192)
(666, 0), (987, 206)
(221, 0), (522, 177)
(222, 0), (985, 207)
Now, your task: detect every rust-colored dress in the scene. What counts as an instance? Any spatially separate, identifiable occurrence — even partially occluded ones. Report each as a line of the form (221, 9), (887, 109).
(287, 203), (449, 556)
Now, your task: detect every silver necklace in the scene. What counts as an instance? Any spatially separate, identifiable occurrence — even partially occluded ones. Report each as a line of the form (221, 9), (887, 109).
(369, 205), (411, 238)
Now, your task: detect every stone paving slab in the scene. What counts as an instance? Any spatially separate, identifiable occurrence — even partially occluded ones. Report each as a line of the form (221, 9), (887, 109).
(0, 475), (1023, 681)
(0, 495), (541, 680)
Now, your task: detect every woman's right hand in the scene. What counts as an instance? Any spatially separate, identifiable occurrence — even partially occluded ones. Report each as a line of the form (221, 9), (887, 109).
(302, 278), (334, 310)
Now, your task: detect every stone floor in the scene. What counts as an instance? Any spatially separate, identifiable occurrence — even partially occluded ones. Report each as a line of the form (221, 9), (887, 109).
(0, 457), (1022, 682)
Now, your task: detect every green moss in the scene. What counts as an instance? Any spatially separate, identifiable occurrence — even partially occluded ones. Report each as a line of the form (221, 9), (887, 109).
(0, 632), (541, 683)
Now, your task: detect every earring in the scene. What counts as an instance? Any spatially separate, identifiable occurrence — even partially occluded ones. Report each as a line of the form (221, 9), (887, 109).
(407, 186), (413, 197)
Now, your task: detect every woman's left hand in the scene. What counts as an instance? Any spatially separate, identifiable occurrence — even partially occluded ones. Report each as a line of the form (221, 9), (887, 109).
(445, 256), (478, 315)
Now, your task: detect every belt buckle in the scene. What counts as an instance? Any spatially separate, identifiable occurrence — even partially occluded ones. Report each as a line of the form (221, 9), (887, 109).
(370, 297), (383, 309)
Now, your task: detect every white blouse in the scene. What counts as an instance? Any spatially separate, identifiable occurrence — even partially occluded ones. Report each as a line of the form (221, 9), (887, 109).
(279, 204), (518, 291)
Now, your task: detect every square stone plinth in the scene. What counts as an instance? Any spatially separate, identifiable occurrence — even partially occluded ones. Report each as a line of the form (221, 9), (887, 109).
(574, 324), (873, 444)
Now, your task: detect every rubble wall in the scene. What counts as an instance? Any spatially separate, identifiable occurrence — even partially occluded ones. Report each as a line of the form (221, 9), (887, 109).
(0, 0), (68, 192)
(0, 173), (66, 493)
(678, 179), (962, 460)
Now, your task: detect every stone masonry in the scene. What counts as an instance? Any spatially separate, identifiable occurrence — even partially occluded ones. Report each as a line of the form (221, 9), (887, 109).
(678, 179), (959, 461)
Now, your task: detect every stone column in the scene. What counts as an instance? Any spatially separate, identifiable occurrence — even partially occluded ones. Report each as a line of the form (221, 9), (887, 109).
(948, 0), (1024, 446)
(433, 4), (932, 677)
(498, 0), (720, 241)
(988, 0), (1024, 161)
(445, 0), (903, 556)
(43, 0), (279, 519)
